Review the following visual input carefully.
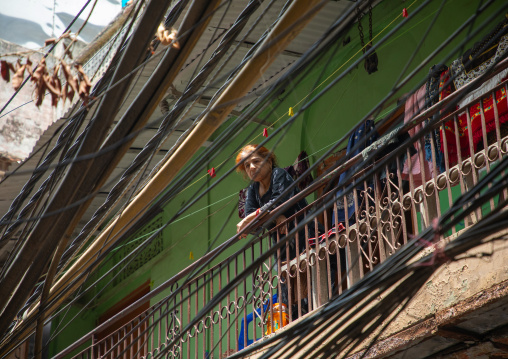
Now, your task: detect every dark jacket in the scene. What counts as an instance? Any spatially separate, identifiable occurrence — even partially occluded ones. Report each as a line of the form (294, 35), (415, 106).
(245, 167), (320, 261)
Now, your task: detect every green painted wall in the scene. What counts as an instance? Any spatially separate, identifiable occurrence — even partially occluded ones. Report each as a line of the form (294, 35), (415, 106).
(49, 0), (507, 356)
(49, 305), (95, 357)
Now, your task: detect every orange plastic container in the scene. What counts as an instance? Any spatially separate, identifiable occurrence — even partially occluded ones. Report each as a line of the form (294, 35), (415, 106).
(265, 303), (289, 335)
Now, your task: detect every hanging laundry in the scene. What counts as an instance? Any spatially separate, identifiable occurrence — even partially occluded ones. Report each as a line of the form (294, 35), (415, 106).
(450, 34), (508, 90)
(238, 188), (247, 218)
(284, 151), (314, 191)
(361, 122), (413, 180)
(402, 85), (434, 187)
(333, 120), (378, 226)
(458, 83), (508, 152)
(459, 15), (508, 74)
(458, 69), (508, 106)
(444, 33), (508, 160)
(425, 63), (449, 173)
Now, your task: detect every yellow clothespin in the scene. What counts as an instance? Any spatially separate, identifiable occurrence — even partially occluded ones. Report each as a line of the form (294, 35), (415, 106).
(288, 107), (294, 117)
(189, 251), (194, 260)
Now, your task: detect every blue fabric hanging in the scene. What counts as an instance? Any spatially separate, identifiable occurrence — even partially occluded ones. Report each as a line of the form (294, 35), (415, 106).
(424, 64), (448, 174)
(333, 120), (379, 225)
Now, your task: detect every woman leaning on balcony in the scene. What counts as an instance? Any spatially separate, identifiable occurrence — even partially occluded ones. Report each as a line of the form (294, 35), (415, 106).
(235, 144), (319, 261)
(236, 144), (320, 315)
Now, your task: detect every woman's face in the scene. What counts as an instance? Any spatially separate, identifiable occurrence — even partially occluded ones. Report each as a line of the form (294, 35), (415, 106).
(242, 152), (272, 182)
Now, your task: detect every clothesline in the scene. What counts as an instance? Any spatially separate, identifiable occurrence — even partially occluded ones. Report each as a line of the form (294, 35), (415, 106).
(111, 0), (489, 257)
(175, 0), (420, 196)
(122, 59), (508, 257)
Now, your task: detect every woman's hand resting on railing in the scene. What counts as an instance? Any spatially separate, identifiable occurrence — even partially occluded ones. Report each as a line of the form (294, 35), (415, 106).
(237, 212), (288, 239)
(237, 211), (257, 239)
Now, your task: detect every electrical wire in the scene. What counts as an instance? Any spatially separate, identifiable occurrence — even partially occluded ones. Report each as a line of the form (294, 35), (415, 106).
(3, 0), (356, 348)
(16, 0), (504, 320)
(0, 0), (143, 243)
(55, 0), (288, 282)
(140, 0), (282, 186)
(0, 0), (236, 348)
(46, 0), (420, 356)
(115, 0), (418, 232)
(0, 0), (236, 208)
(0, 0), (232, 239)
(146, 0), (417, 198)
(51, 2), (278, 302)
(0, 0), (274, 348)
(0, 0), (286, 195)
(59, 0), (434, 316)
(263, 167), (508, 359)
(136, 2), (508, 358)
(156, 9), (508, 358)
(1, 0), (506, 356)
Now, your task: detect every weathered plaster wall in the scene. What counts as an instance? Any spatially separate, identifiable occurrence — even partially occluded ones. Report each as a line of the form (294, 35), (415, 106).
(400, 239), (508, 328)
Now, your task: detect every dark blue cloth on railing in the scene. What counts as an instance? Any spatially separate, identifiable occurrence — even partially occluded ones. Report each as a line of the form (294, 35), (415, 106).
(333, 120), (379, 226)
(245, 167), (322, 261)
(425, 63), (448, 174)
